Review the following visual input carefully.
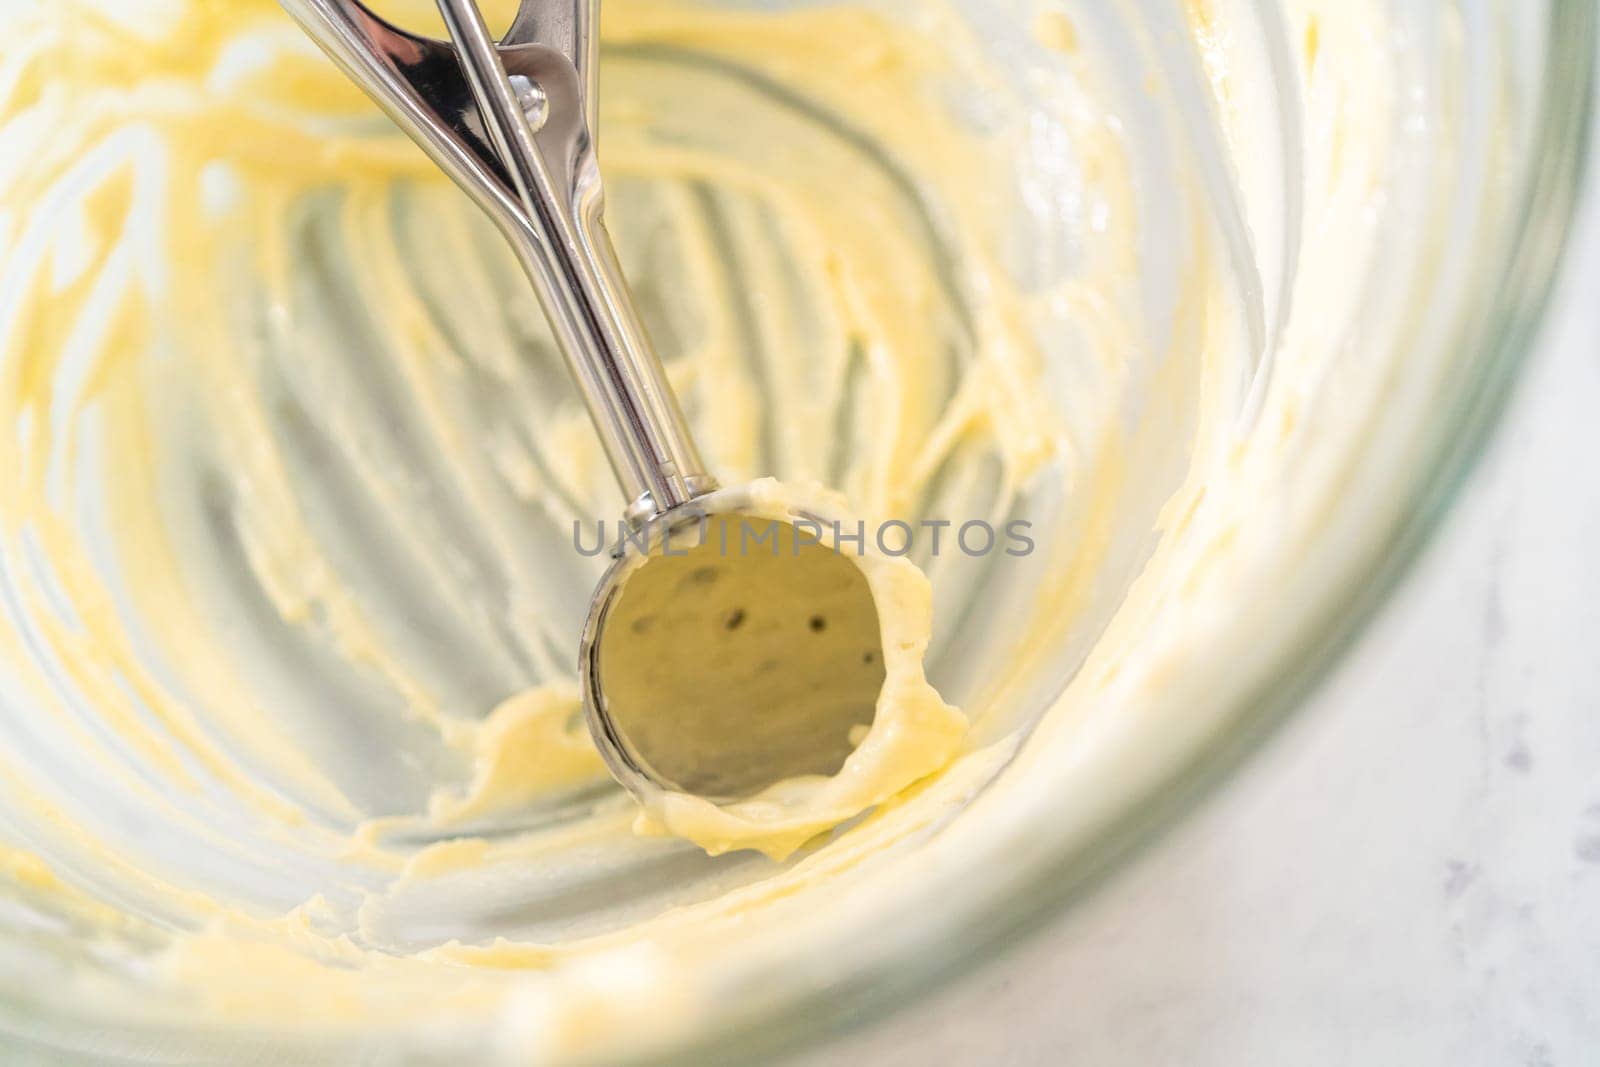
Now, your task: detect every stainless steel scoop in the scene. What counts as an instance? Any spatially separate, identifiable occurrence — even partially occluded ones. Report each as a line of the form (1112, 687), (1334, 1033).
(282, 0), (888, 802)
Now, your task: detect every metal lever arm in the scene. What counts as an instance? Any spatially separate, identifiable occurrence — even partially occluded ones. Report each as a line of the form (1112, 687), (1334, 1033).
(279, 0), (715, 522)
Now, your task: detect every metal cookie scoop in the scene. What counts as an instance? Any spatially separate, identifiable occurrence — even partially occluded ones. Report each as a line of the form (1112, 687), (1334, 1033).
(282, 0), (889, 802)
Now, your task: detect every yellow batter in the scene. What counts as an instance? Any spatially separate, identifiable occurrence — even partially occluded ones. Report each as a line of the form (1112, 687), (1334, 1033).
(0, 0), (1510, 1060)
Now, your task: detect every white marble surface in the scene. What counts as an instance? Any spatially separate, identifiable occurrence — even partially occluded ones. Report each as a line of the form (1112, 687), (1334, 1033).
(804, 101), (1600, 1067)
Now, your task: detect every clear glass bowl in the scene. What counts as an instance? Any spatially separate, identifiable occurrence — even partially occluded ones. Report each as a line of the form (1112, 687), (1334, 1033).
(0, 1), (1592, 1063)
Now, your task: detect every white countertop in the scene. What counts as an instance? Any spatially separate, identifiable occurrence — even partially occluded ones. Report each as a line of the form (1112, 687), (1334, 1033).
(807, 96), (1600, 1067)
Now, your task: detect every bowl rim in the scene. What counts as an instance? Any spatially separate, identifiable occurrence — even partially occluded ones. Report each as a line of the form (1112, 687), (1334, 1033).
(647, 5), (1599, 1065)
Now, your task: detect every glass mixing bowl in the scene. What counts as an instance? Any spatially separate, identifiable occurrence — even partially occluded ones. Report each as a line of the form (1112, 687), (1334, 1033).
(0, 0), (1592, 1063)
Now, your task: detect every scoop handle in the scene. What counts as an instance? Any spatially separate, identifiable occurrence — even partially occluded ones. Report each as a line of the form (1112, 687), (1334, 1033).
(280, 0), (717, 523)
